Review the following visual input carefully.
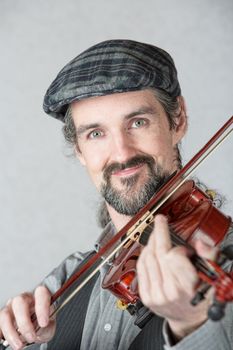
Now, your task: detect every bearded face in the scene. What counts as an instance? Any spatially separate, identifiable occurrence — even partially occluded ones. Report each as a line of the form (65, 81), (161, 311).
(72, 90), (186, 219)
(100, 155), (171, 215)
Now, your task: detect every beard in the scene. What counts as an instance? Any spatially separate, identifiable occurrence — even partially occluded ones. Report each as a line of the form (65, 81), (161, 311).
(100, 155), (171, 216)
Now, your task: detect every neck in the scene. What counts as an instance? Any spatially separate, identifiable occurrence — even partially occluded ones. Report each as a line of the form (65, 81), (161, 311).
(106, 203), (132, 231)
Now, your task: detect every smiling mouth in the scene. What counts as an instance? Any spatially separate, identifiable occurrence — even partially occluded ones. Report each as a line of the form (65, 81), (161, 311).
(111, 163), (145, 177)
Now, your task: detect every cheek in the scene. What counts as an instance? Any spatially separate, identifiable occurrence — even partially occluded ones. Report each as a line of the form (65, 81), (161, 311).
(141, 134), (174, 168)
(81, 150), (107, 186)
(142, 134), (173, 156)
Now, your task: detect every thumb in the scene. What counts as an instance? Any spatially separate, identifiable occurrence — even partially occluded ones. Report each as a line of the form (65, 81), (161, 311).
(35, 319), (56, 343)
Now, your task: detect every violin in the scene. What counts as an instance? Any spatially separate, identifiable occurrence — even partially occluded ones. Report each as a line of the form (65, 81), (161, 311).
(102, 178), (232, 320)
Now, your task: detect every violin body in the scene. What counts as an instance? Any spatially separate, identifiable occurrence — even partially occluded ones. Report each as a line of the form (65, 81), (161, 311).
(102, 180), (232, 306)
(158, 180), (231, 246)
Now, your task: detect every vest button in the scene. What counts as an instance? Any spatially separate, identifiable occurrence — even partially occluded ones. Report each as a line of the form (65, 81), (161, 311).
(104, 323), (112, 332)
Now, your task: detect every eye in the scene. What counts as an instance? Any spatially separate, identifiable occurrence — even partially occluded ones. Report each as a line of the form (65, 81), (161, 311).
(88, 129), (104, 139)
(131, 118), (147, 128)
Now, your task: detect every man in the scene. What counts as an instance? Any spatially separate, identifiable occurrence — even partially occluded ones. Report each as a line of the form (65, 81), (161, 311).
(0, 39), (232, 350)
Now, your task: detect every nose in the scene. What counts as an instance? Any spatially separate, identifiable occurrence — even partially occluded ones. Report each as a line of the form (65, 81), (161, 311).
(110, 131), (137, 163)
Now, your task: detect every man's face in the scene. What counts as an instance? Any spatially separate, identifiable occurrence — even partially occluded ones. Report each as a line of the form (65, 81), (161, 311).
(72, 90), (186, 215)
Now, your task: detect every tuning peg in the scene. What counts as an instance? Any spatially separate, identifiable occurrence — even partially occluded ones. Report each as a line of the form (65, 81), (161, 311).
(221, 244), (233, 260)
(208, 299), (226, 321)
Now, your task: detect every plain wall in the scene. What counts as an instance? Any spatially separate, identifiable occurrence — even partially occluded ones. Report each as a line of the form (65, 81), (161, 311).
(0, 0), (232, 305)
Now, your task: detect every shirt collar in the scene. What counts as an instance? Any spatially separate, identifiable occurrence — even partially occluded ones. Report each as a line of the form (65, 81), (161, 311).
(94, 221), (116, 252)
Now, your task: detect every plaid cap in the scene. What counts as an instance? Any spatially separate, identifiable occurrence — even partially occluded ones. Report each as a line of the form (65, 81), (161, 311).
(43, 39), (181, 122)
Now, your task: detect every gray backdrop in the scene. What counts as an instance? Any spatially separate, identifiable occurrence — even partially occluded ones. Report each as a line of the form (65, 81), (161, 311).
(0, 0), (232, 306)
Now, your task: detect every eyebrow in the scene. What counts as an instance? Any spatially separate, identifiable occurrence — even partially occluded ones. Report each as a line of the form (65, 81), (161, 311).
(124, 106), (156, 120)
(76, 123), (101, 137)
(76, 106), (156, 138)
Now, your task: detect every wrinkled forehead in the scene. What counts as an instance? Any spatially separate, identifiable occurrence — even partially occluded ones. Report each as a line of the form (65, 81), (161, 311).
(43, 39), (181, 122)
(69, 89), (170, 138)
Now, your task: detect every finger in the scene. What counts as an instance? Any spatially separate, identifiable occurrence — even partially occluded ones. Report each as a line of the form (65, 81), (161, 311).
(163, 246), (199, 298)
(36, 319), (56, 343)
(137, 246), (165, 307)
(34, 286), (52, 328)
(6, 298), (13, 306)
(137, 248), (152, 301)
(11, 293), (36, 344)
(151, 215), (172, 256)
(0, 306), (24, 350)
(194, 239), (218, 261)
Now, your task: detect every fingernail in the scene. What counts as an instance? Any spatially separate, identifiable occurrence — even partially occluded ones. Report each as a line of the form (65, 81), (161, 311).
(25, 332), (35, 343)
(36, 334), (50, 343)
(39, 316), (48, 328)
(155, 214), (166, 223)
(36, 334), (44, 342)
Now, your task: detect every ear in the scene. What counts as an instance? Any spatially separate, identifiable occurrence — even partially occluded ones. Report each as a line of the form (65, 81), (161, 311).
(74, 145), (86, 166)
(172, 96), (188, 145)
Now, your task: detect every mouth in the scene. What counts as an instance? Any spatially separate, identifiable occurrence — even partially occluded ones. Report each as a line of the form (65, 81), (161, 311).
(111, 163), (145, 177)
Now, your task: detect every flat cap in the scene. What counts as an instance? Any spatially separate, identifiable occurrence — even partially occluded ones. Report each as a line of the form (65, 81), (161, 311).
(43, 39), (181, 122)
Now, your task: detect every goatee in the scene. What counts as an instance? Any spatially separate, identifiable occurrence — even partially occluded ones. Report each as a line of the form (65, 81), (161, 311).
(100, 155), (171, 216)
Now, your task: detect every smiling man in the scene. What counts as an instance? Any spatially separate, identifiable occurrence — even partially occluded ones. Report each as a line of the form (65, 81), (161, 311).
(72, 89), (186, 221)
(0, 40), (232, 350)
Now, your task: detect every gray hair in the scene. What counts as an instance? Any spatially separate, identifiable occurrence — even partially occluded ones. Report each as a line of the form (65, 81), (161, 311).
(63, 106), (77, 148)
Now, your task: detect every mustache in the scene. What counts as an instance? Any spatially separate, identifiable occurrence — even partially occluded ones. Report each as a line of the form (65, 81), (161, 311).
(103, 155), (155, 182)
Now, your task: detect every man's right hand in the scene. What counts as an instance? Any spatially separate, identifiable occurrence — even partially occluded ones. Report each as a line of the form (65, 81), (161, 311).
(0, 286), (56, 350)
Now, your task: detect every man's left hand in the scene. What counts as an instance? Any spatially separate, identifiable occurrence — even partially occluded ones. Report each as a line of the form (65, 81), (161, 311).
(136, 214), (215, 340)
